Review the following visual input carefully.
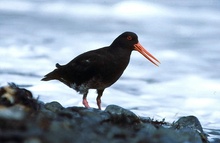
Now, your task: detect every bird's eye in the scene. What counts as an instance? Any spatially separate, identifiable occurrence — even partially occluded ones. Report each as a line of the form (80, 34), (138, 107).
(127, 36), (132, 41)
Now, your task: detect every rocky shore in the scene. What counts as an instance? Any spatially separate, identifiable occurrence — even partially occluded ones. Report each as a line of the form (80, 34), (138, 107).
(0, 83), (217, 143)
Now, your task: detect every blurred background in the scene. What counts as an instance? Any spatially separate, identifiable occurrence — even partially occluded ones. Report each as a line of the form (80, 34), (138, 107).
(0, 0), (220, 140)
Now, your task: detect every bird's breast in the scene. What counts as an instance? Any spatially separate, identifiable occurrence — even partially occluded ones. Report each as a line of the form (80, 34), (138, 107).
(70, 76), (110, 94)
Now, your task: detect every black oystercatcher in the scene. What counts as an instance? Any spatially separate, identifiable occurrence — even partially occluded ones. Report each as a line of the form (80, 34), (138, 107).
(41, 32), (160, 109)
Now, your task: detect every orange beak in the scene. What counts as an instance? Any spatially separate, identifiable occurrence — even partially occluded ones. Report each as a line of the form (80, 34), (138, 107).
(134, 42), (160, 66)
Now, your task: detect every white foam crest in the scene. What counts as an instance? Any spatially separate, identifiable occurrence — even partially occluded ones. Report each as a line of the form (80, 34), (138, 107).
(0, 0), (33, 12)
(0, 1), (173, 19)
(38, 2), (110, 18)
(112, 1), (173, 19)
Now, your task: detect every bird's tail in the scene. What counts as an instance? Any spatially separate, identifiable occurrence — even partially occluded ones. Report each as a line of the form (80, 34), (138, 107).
(41, 63), (62, 81)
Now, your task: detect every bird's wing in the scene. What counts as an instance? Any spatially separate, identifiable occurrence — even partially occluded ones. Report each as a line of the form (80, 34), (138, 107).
(58, 49), (109, 84)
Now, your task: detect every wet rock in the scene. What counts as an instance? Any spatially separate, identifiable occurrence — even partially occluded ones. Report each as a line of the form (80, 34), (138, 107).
(172, 115), (203, 132)
(0, 105), (27, 120)
(0, 84), (214, 143)
(45, 101), (64, 112)
(172, 115), (209, 143)
(105, 104), (140, 124)
(71, 107), (111, 123)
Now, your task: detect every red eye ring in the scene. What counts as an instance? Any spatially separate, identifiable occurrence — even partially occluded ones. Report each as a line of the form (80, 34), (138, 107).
(127, 36), (132, 40)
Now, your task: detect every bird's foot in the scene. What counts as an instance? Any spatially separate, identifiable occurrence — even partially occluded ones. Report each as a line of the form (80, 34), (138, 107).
(82, 98), (90, 108)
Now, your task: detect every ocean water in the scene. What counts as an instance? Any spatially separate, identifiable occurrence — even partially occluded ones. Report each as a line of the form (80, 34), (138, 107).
(0, 0), (220, 140)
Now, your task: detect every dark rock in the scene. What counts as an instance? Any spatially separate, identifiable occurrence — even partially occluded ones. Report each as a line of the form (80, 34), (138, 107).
(172, 115), (209, 143)
(172, 115), (203, 132)
(0, 105), (26, 120)
(45, 101), (64, 112)
(105, 104), (141, 124)
(0, 84), (215, 143)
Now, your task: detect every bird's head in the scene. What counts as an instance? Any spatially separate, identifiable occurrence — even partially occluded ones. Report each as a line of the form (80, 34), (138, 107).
(111, 31), (160, 66)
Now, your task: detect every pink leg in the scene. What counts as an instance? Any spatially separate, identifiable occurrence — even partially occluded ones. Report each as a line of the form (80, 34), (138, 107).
(82, 92), (90, 108)
(82, 98), (90, 108)
(96, 89), (104, 110)
(97, 98), (101, 110)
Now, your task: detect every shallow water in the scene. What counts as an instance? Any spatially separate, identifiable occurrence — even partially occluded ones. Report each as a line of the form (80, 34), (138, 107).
(0, 0), (220, 140)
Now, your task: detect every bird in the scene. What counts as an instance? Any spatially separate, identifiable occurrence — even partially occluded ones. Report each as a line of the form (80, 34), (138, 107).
(41, 31), (160, 110)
